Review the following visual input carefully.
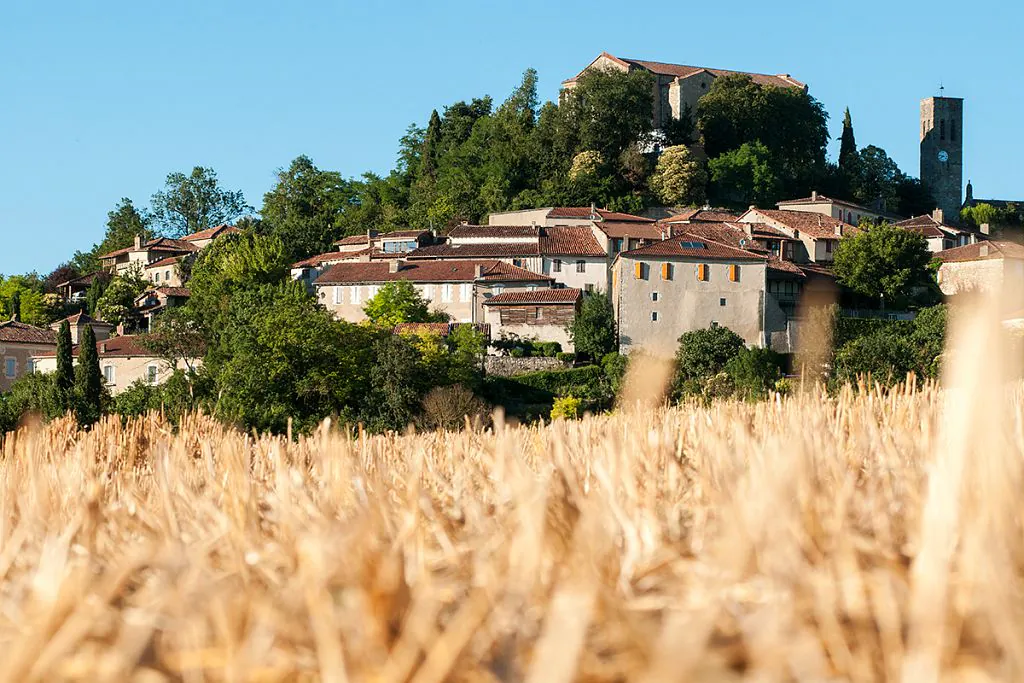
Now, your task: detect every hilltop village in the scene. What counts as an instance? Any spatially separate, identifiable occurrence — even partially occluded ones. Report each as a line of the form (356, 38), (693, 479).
(1, 53), (1020, 432)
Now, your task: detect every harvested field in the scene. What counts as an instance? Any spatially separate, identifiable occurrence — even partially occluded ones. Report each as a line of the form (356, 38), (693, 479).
(0, 305), (1021, 681)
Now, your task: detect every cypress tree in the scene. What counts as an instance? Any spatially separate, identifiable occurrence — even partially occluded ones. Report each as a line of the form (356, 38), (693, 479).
(838, 107), (858, 172)
(75, 325), (103, 427)
(10, 291), (20, 321)
(420, 109), (442, 179)
(54, 320), (75, 413)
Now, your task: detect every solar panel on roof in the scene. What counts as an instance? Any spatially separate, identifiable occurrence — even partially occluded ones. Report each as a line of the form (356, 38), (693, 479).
(679, 241), (706, 249)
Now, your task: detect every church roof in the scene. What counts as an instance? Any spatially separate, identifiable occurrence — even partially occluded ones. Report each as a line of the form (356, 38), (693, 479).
(564, 52), (804, 90)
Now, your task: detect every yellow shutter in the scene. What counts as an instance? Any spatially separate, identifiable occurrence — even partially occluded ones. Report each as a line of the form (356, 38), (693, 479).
(635, 262), (643, 279)
(729, 264), (738, 282)
(697, 263), (708, 281)
(661, 263), (670, 280)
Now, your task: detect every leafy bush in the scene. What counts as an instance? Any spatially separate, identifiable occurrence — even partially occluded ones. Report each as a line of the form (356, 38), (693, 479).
(551, 395), (581, 420)
(725, 347), (785, 400)
(834, 330), (919, 386)
(673, 326), (745, 399)
(556, 352), (575, 364)
(534, 341), (562, 358)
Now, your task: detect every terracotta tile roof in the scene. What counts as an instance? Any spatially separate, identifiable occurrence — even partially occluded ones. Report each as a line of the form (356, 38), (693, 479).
(766, 258), (806, 277)
(100, 237), (199, 260)
(596, 221), (666, 240)
(59, 312), (113, 327)
(665, 222), (746, 247)
(334, 234), (372, 246)
(776, 195), (878, 212)
(564, 53), (803, 89)
(449, 225), (540, 240)
(292, 250), (365, 268)
(315, 260), (551, 286)
(934, 241), (1024, 263)
(597, 209), (655, 222)
(621, 236), (766, 261)
(407, 243), (540, 259)
(146, 255), (183, 269)
(182, 224), (242, 242)
(0, 320), (56, 345)
(35, 335), (181, 359)
(56, 271), (105, 289)
(663, 209), (739, 223)
(545, 207), (654, 222)
(895, 215), (969, 239)
(748, 223), (791, 238)
(483, 289), (583, 305)
(155, 287), (190, 297)
(746, 209), (858, 239)
(539, 226), (605, 257)
(378, 229), (430, 239)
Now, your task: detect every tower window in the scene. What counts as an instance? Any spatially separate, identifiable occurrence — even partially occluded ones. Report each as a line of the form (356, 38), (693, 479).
(951, 120), (956, 142)
(940, 119), (945, 140)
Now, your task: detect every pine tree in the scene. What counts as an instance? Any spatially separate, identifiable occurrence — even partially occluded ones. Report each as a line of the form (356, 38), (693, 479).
(74, 324), (103, 427)
(53, 320), (75, 414)
(839, 107), (858, 172)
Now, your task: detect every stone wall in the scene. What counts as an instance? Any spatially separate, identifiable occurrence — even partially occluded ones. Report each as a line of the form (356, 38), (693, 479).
(484, 356), (568, 377)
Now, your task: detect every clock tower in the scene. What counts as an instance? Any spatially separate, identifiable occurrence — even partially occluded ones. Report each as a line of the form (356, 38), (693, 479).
(920, 95), (964, 222)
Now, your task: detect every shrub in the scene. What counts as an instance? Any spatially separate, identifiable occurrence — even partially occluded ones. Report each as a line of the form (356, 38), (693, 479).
(834, 330), (918, 386)
(556, 352), (576, 364)
(534, 341), (562, 358)
(510, 347), (526, 358)
(725, 347), (785, 400)
(419, 385), (488, 431)
(673, 326), (745, 399)
(550, 395), (581, 420)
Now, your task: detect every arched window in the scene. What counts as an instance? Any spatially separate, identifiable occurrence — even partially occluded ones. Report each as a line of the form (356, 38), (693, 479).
(951, 120), (957, 142)
(940, 119), (945, 140)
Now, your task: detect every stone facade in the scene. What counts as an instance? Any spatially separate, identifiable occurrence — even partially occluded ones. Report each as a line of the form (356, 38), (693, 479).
(483, 356), (568, 377)
(920, 96), (964, 223)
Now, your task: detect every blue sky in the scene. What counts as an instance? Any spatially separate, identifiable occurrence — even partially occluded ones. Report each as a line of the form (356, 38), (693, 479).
(1, 0), (1018, 275)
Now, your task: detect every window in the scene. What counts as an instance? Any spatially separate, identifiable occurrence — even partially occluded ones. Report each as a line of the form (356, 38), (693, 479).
(553, 259), (562, 273)
(25, 359), (34, 374)
(613, 239), (624, 253)
(651, 292), (659, 302)
(825, 240), (834, 254)
(951, 120), (957, 142)
(4, 358), (15, 379)
(512, 258), (523, 268)
(720, 298), (727, 307)
(368, 285), (380, 299)
(154, 271), (160, 283)
(460, 284), (472, 301)
(351, 285), (362, 304)
(146, 365), (159, 385)
(420, 285), (432, 301)
(441, 284), (453, 303)
(651, 311), (659, 322)
(940, 119), (945, 140)
(634, 262), (645, 280)
(711, 321), (719, 328)
(492, 284), (505, 294)
(696, 263), (709, 281)
(165, 270), (171, 281)
(576, 260), (585, 273)
(584, 284), (594, 293)
(728, 264), (739, 282)
(103, 365), (115, 385)
(661, 263), (672, 280)
(333, 286), (342, 305)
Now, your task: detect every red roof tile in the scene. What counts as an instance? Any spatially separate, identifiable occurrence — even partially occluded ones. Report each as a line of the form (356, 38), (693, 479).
(622, 235), (766, 261)
(315, 260), (551, 285)
(483, 289), (583, 305)
(545, 207), (654, 222)
(35, 334), (188, 359)
(334, 234), (372, 246)
(100, 237), (199, 260)
(0, 320), (57, 345)
(596, 209), (655, 222)
(59, 312), (113, 327)
(182, 224), (242, 242)
(616, 57), (804, 90)
(448, 225), (539, 239)
(935, 241), (1024, 263)
(663, 209), (739, 223)
(744, 209), (858, 239)
(596, 221), (666, 240)
(539, 226), (605, 257)
(407, 243), (540, 259)
(292, 250), (365, 268)
(146, 255), (183, 269)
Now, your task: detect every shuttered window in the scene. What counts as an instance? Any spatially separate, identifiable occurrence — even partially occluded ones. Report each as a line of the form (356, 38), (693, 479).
(729, 264), (739, 282)
(696, 264), (709, 281)
(634, 262), (644, 279)
(661, 263), (672, 280)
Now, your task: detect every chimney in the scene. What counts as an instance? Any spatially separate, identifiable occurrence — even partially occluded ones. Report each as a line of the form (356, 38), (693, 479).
(100, 342), (107, 354)
(389, 259), (404, 274)
(834, 225), (843, 237)
(9, 312), (18, 323)
(134, 233), (143, 250)
(981, 223), (991, 236)
(748, 205), (756, 211)
(811, 190), (818, 202)
(932, 208), (945, 224)
(116, 323), (125, 336)
(590, 202), (597, 220)
(980, 243), (990, 257)
(474, 264), (484, 279)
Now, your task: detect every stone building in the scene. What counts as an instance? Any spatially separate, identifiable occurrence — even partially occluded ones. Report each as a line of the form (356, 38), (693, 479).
(313, 259), (553, 324)
(0, 318), (55, 391)
(934, 241), (1024, 296)
(562, 52), (805, 132)
(612, 237), (769, 355)
(737, 208), (857, 263)
(50, 312), (114, 345)
(775, 191), (894, 226)
(920, 96), (964, 224)
(895, 212), (977, 252)
(482, 289), (582, 352)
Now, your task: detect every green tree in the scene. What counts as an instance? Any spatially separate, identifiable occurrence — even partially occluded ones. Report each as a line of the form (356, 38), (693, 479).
(708, 141), (783, 207)
(724, 346), (784, 400)
(910, 304), (947, 378)
(362, 280), (445, 329)
(53, 320), (74, 414)
(832, 223), (934, 309)
(560, 67), (654, 166)
(567, 293), (617, 362)
(367, 334), (425, 431)
(71, 198), (152, 274)
(9, 291), (20, 321)
(150, 166), (252, 238)
(834, 329), (918, 386)
(0, 274), (49, 326)
(849, 145), (900, 210)
(649, 145), (708, 206)
(261, 155), (357, 261)
(673, 326), (745, 398)
(95, 268), (149, 328)
(838, 107), (858, 173)
(74, 324), (103, 426)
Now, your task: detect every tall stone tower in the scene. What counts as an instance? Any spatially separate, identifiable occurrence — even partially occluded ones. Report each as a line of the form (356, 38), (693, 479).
(920, 96), (964, 222)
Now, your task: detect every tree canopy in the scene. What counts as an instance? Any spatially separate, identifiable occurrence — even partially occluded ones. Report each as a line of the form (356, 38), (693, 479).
(150, 167), (252, 238)
(832, 223), (936, 309)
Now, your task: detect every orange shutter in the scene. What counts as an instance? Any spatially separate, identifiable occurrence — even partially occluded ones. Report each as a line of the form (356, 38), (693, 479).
(729, 264), (738, 282)
(697, 264), (708, 281)
(661, 263), (670, 280)
(635, 262), (643, 279)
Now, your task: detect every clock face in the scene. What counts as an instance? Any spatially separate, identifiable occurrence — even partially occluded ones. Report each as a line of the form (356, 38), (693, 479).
(938, 150), (949, 162)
